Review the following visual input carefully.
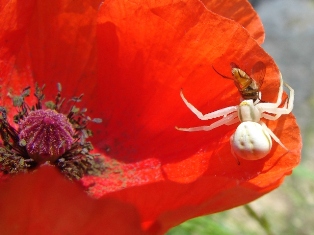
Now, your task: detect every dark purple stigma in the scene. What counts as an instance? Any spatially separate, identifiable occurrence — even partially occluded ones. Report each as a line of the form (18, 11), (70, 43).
(18, 109), (74, 163)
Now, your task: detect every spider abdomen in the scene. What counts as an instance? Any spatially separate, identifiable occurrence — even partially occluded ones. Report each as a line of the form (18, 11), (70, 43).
(230, 121), (272, 160)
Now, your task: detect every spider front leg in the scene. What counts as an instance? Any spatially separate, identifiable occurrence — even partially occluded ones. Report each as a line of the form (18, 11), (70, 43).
(262, 99), (288, 120)
(176, 112), (239, 132)
(179, 90), (238, 120)
(257, 76), (294, 120)
(259, 73), (285, 109)
(176, 90), (239, 132)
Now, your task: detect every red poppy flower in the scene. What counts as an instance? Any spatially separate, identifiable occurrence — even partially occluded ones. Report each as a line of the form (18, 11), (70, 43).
(0, 0), (301, 234)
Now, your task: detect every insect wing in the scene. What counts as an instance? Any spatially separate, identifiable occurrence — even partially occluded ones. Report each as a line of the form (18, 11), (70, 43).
(250, 61), (266, 89)
(229, 62), (252, 91)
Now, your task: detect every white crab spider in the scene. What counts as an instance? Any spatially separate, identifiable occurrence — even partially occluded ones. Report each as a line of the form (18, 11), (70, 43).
(176, 73), (294, 161)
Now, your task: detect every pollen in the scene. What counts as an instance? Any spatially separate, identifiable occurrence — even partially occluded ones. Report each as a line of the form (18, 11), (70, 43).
(18, 109), (74, 163)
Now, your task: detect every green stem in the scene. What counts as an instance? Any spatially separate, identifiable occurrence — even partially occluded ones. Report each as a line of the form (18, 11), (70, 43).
(243, 204), (273, 235)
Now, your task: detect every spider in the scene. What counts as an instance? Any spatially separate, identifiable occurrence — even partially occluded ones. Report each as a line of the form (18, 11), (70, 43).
(176, 73), (294, 161)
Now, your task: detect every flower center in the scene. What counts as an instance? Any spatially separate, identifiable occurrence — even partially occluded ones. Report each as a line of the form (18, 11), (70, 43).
(0, 83), (104, 180)
(18, 109), (74, 163)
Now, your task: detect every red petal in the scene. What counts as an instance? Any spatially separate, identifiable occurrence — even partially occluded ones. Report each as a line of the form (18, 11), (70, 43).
(0, 0), (103, 104)
(202, 0), (265, 44)
(84, 0), (300, 233)
(0, 0), (36, 111)
(0, 166), (146, 235)
(0, 0), (301, 234)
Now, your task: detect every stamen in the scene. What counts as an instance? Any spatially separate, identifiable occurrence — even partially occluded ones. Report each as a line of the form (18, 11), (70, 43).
(0, 83), (105, 180)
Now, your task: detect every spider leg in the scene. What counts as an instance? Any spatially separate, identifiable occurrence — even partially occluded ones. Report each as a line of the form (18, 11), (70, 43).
(176, 112), (239, 132)
(253, 91), (262, 105)
(225, 115), (240, 126)
(256, 73), (284, 110)
(273, 72), (284, 105)
(261, 99), (288, 120)
(257, 80), (294, 120)
(260, 122), (288, 150)
(180, 90), (238, 120)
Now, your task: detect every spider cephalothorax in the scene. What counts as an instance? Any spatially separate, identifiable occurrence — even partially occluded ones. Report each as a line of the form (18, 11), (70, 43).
(0, 84), (105, 180)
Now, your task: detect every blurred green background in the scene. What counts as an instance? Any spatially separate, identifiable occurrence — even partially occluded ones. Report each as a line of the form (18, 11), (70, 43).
(168, 0), (314, 234)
